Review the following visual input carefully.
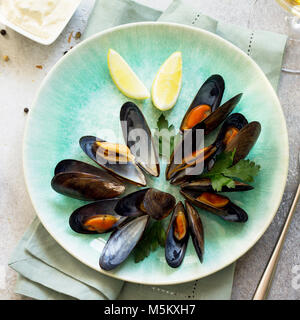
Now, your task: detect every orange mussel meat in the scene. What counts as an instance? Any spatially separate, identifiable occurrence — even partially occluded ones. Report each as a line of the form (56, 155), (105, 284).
(197, 192), (229, 208)
(182, 104), (211, 130)
(83, 215), (119, 233)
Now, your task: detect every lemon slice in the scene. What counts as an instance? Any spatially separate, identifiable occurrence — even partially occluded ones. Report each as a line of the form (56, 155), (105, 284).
(151, 52), (182, 111)
(108, 49), (150, 100)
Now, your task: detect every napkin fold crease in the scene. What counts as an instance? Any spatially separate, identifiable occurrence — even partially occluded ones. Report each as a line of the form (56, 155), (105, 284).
(10, 0), (286, 300)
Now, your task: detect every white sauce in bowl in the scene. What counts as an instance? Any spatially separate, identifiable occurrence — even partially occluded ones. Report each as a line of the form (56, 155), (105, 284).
(0, 0), (81, 40)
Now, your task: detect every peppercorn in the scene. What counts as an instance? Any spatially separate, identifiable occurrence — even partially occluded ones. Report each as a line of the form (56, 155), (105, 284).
(24, 108), (29, 113)
(0, 29), (6, 36)
(75, 31), (81, 39)
(63, 51), (68, 55)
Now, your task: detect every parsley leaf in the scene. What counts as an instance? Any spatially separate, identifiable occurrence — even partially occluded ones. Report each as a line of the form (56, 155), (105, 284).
(201, 150), (260, 191)
(133, 220), (166, 263)
(157, 114), (169, 130)
(210, 174), (236, 192)
(223, 159), (261, 183)
(154, 114), (181, 159)
(203, 150), (235, 177)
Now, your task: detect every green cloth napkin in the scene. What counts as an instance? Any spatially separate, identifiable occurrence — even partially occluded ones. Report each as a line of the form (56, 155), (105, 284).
(10, 0), (287, 300)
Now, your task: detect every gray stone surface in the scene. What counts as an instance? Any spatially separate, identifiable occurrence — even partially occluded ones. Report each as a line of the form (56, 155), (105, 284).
(0, 0), (299, 300)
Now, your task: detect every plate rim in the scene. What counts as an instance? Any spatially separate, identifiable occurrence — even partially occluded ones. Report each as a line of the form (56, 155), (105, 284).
(23, 21), (289, 285)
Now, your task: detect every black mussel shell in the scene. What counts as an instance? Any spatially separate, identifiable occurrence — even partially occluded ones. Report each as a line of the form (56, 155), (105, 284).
(225, 121), (261, 164)
(99, 215), (149, 271)
(166, 113), (248, 183)
(202, 93), (242, 135)
(51, 160), (125, 201)
(69, 199), (127, 234)
(165, 202), (189, 268)
(214, 113), (248, 149)
(54, 159), (108, 176)
(166, 127), (217, 181)
(181, 190), (248, 222)
(114, 189), (149, 217)
(185, 201), (204, 263)
(143, 188), (176, 220)
(79, 136), (146, 186)
(120, 102), (160, 177)
(169, 170), (192, 186)
(167, 113), (247, 183)
(181, 178), (253, 192)
(205, 113), (249, 170)
(180, 75), (225, 131)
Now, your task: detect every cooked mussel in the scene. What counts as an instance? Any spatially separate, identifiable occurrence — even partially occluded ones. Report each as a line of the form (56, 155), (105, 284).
(114, 188), (149, 217)
(166, 113), (248, 185)
(166, 130), (217, 182)
(181, 93), (243, 135)
(204, 113), (249, 171)
(181, 178), (253, 192)
(181, 189), (248, 222)
(51, 159), (125, 201)
(180, 75), (225, 131)
(80, 136), (146, 186)
(185, 201), (204, 263)
(200, 93), (243, 135)
(115, 188), (176, 220)
(99, 215), (149, 271)
(143, 188), (176, 220)
(212, 113), (248, 151)
(165, 201), (189, 268)
(69, 199), (127, 234)
(120, 102), (160, 177)
(225, 121), (261, 164)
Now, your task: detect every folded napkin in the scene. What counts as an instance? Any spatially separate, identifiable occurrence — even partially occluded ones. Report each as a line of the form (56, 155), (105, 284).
(9, 0), (287, 300)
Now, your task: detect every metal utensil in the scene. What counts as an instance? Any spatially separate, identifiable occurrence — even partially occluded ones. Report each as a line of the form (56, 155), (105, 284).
(253, 151), (300, 300)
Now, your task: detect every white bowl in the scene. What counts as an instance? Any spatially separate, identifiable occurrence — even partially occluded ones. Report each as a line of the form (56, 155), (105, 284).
(0, 1), (82, 45)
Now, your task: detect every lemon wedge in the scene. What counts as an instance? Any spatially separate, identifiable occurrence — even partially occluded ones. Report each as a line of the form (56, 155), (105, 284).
(151, 52), (182, 111)
(107, 49), (150, 100)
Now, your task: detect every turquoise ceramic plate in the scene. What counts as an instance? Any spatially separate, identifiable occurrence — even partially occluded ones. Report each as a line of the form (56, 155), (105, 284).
(23, 22), (288, 285)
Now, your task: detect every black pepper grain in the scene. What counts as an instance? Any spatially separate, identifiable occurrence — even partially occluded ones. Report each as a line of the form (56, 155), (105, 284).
(0, 29), (6, 36)
(75, 32), (81, 39)
(24, 108), (29, 113)
(63, 51), (68, 55)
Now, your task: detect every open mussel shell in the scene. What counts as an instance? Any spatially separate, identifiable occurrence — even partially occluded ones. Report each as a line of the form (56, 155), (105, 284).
(79, 136), (146, 187)
(165, 201), (189, 268)
(69, 199), (127, 234)
(205, 112), (249, 171)
(185, 201), (204, 263)
(167, 113), (248, 184)
(143, 188), (176, 220)
(202, 93), (243, 135)
(99, 215), (149, 271)
(181, 190), (248, 222)
(213, 113), (248, 149)
(169, 170), (194, 186)
(180, 75), (225, 131)
(114, 188), (149, 217)
(225, 121), (261, 164)
(54, 159), (106, 176)
(166, 127), (217, 181)
(51, 160), (125, 201)
(120, 102), (160, 177)
(181, 178), (253, 192)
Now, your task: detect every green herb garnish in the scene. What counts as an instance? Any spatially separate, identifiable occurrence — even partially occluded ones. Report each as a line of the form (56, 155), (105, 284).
(154, 114), (181, 159)
(133, 220), (166, 263)
(202, 150), (260, 192)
